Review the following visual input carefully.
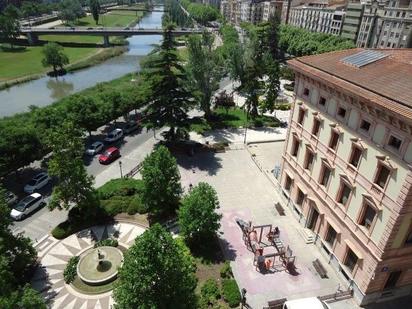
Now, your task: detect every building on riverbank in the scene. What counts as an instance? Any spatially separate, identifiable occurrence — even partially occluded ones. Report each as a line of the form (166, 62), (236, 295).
(221, 0), (283, 24)
(280, 48), (412, 305)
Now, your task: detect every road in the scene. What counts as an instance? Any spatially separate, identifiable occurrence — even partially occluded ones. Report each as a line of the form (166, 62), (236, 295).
(11, 123), (155, 242)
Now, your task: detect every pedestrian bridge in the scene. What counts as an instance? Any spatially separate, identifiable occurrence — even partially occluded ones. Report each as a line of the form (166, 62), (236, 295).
(18, 27), (202, 46)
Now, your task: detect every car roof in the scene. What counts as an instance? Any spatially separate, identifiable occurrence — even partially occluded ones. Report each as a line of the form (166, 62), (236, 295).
(33, 172), (47, 179)
(283, 297), (324, 309)
(111, 128), (122, 133)
(31, 192), (42, 198)
(91, 141), (103, 146)
(106, 147), (118, 152)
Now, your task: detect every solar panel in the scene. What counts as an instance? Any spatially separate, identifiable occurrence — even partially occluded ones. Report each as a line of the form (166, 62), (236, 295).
(341, 50), (388, 68)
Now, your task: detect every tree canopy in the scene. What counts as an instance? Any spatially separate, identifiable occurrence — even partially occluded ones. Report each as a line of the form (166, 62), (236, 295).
(89, 0), (100, 25)
(113, 224), (197, 309)
(141, 145), (182, 218)
(41, 42), (69, 76)
(179, 182), (222, 245)
(0, 5), (21, 48)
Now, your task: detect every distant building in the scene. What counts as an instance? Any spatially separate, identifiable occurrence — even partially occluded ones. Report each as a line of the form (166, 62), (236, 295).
(221, 0), (283, 24)
(288, 2), (346, 35)
(283, 48), (412, 305)
(341, 2), (365, 42)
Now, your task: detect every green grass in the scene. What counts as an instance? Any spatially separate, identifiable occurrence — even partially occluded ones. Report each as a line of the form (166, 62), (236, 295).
(190, 107), (280, 134)
(0, 11), (143, 81)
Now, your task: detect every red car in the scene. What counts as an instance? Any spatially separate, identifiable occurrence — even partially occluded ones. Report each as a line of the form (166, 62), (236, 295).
(99, 147), (120, 164)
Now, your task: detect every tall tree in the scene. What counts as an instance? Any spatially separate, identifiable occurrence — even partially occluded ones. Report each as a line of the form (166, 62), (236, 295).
(59, 0), (84, 24)
(114, 224), (197, 309)
(41, 42), (69, 76)
(0, 189), (46, 309)
(186, 31), (222, 119)
(179, 182), (222, 246)
(141, 145), (182, 218)
(46, 121), (95, 210)
(142, 23), (194, 141)
(0, 5), (20, 49)
(89, 0), (100, 25)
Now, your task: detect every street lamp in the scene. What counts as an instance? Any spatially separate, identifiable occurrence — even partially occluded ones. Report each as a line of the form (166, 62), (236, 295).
(240, 288), (247, 309)
(119, 161), (123, 178)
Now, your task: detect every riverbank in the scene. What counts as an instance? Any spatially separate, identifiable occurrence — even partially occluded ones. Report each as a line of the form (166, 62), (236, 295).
(0, 10), (145, 89)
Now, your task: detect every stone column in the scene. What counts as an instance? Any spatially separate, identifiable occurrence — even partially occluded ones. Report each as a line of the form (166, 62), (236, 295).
(103, 35), (110, 47)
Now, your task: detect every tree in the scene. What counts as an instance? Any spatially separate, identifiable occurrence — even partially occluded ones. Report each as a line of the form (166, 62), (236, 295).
(89, 0), (100, 25)
(0, 5), (21, 49)
(179, 182), (222, 245)
(142, 23), (194, 141)
(59, 0), (84, 24)
(186, 31), (222, 119)
(46, 121), (95, 210)
(113, 224), (197, 309)
(0, 189), (46, 309)
(41, 42), (69, 76)
(67, 95), (103, 136)
(141, 145), (182, 217)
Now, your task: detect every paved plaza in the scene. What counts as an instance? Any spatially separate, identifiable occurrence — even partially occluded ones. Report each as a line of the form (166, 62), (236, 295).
(178, 146), (357, 308)
(32, 222), (146, 309)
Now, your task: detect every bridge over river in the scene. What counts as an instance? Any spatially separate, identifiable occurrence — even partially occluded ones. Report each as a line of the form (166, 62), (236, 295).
(19, 27), (202, 46)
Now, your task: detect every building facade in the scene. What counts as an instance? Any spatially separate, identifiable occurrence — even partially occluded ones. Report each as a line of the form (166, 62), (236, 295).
(221, 0), (283, 24)
(281, 49), (412, 305)
(341, 2), (364, 42)
(288, 2), (346, 35)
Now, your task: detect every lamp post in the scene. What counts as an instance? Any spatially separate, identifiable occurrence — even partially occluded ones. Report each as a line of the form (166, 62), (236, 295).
(240, 288), (247, 309)
(119, 160), (123, 178)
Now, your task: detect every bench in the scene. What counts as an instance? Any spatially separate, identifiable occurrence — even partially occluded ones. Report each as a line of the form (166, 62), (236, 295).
(313, 258), (328, 278)
(266, 298), (287, 309)
(275, 202), (285, 216)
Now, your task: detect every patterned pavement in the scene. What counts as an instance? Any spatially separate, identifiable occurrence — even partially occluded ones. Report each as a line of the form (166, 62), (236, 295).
(32, 222), (147, 309)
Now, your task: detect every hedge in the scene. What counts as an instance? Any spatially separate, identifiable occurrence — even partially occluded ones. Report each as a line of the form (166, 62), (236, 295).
(63, 256), (80, 284)
(94, 238), (118, 248)
(222, 279), (241, 308)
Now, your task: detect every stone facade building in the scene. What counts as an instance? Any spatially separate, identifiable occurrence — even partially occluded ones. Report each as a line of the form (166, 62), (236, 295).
(281, 48), (412, 305)
(221, 0), (283, 24)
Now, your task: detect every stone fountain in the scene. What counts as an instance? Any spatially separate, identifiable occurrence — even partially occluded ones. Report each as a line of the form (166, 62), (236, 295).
(77, 246), (123, 286)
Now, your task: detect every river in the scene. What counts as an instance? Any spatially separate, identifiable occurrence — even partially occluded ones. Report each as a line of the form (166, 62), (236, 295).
(0, 9), (163, 117)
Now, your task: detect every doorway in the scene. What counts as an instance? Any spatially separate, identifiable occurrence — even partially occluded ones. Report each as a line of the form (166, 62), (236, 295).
(307, 207), (319, 231)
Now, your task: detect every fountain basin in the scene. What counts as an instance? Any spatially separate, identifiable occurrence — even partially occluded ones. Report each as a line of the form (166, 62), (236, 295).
(77, 246), (123, 286)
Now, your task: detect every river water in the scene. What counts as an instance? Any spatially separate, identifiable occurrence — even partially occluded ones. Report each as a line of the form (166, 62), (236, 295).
(0, 9), (163, 117)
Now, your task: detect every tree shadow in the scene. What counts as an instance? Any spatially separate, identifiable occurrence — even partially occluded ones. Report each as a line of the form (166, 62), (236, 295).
(175, 151), (223, 176)
(218, 236), (238, 262)
(189, 235), (225, 265)
(31, 264), (58, 306)
(0, 45), (27, 52)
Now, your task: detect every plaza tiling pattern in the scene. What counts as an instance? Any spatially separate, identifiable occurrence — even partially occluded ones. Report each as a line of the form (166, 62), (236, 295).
(32, 223), (146, 309)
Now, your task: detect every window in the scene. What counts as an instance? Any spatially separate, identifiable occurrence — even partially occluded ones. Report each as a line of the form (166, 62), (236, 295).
(337, 182), (351, 206)
(325, 225), (337, 247)
(297, 108), (305, 125)
(360, 119), (371, 133)
(296, 188), (305, 207)
(285, 175), (292, 192)
(337, 107), (346, 118)
(349, 146), (362, 168)
(388, 135), (402, 150)
(358, 203), (377, 231)
(312, 118), (321, 136)
(319, 97), (326, 106)
(384, 271), (402, 290)
(304, 149), (315, 170)
(344, 248), (358, 272)
(374, 165), (391, 189)
(329, 131), (340, 150)
(291, 137), (300, 157)
(404, 226), (412, 246)
(319, 164), (331, 187)
(303, 88), (310, 96)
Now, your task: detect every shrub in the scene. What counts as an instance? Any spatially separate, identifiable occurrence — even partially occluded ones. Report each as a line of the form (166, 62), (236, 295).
(220, 261), (233, 279)
(94, 238), (118, 248)
(222, 279), (241, 308)
(275, 103), (291, 111)
(252, 119), (264, 127)
(100, 197), (129, 216)
(283, 83), (294, 92)
(127, 195), (147, 215)
(201, 279), (221, 303)
(98, 178), (144, 199)
(51, 224), (69, 239)
(63, 256), (80, 284)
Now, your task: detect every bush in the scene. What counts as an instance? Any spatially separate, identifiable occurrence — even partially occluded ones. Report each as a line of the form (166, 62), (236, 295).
(94, 238), (118, 248)
(51, 224), (69, 239)
(63, 256), (80, 284)
(283, 83), (294, 92)
(220, 261), (233, 279)
(275, 103), (291, 111)
(98, 178), (144, 199)
(222, 279), (241, 308)
(201, 279), (221, 302)
(252, 119), (264, 127)
(127, 195), (147, 215)
(100, 197), (129, 216)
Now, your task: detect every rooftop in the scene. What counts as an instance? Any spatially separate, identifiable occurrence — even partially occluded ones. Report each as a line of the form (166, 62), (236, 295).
(288, 48), (412, 119)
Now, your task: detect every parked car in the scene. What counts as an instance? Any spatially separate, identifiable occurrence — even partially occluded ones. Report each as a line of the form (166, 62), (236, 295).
(10, 193), (45, 220)
(124, 27), (130, 30)
(99, 147), (120, 164)
(5, 191), (17, 206)
(85, 141), (104, 155)
(104, 128), (123, 143)
(283, 297), (330, 309)
(24, 172), (51, 193)
(123, 121), (139, 134)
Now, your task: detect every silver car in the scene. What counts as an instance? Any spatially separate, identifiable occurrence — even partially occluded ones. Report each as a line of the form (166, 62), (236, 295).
(10, 193), (44, 220)
(104, 128), (123, 143)
(24, 172), (51, 193)
(85, 141), (104, 155)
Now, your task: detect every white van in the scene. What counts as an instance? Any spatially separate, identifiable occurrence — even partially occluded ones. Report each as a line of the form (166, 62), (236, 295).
(283, 297), (330, 309)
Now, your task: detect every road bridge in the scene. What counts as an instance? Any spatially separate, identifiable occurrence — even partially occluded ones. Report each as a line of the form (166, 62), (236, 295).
(105, 7), (166, 12)
(18, 27), (202, 46)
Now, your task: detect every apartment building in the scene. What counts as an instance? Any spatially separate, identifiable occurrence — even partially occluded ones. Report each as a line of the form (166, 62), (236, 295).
(221, 0), (283, 24)
(341, 2), (364, 42)
(288, 2), (346, 35)
(281, 49), (412, 305)
(356, 1), (385, 47)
